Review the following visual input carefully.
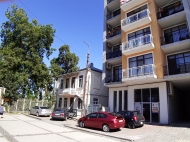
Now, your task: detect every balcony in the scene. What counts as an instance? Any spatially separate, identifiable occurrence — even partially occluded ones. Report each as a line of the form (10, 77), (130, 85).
(157, 3), (186, 28)
(120, 0), (147, 11)
(106, 50), (122, 65)
(107, 0), (120, 12)
(106, 29), (121, 44)
(122, 64), (157, 82)
(122, 34), (154, 55)
(105, 73), (122, 83)
(121, 9), (151, 32)
(58, 88), (83, 97)
(161, 31), (190, 54)
(107, 9), (121, 26)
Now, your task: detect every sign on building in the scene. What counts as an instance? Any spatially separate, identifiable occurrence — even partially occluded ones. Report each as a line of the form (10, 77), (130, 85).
(152, 103), (159, 113)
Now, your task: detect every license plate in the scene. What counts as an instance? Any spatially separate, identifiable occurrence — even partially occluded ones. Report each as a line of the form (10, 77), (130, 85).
(55, 114), (60, 116)
(119, 120), (123, 122)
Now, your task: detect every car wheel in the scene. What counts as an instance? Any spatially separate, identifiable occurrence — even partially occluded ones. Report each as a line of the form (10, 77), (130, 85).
(128, 122), (135, 129)
(79, 121), (84, 128)
(102, 124), (110, 132)
(36, 112), (39, 117)
(139, 124), (144, 127)
(65, 117), (67, 121)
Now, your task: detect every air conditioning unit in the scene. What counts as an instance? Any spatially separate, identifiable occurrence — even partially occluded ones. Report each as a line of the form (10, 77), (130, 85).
(167, 82), (174, 96)
(106, 42), (112, 47)
(106, 63), (111, 69)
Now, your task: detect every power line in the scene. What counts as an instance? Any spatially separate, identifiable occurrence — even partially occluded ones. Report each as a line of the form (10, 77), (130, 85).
(9, 0), (87, 60)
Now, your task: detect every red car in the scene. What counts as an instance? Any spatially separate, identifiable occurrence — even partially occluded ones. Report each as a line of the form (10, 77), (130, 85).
(78, 112), (125, 132)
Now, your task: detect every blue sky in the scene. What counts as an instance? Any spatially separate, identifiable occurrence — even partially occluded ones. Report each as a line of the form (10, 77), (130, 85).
(0, 0), (104, 69)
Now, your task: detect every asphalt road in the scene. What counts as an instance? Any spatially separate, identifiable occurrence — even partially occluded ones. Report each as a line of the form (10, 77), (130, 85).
(0, 114), (122, 142)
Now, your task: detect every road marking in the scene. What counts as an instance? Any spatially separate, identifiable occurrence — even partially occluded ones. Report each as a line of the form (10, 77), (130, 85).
(0, 125), (18, 142)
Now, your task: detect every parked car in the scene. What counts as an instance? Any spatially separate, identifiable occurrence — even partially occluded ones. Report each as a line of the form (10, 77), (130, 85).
(28, 106), (52, 117)
(78, 112), (125, 132)
(51, 108), (68, 120)
(117, 110), (145, 129)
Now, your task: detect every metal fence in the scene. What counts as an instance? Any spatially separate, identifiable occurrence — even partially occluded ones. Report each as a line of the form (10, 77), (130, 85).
(4, 99), (55, 113)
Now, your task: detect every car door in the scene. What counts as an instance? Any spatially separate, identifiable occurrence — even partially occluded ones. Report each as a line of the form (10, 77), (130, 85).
(124, 111), (131, 125)
(84, 113), (97, 128)
(96, 113), (107, 129)
(30, 106), (36, 114)
(34, 106), (39, 115)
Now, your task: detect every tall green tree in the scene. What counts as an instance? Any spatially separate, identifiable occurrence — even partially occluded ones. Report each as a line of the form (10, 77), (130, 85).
(0, 5), (55, 102)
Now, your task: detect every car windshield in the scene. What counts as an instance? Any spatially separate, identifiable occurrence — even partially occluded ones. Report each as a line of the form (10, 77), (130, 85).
(56, 109), (66, 112)
(133, 111), (141, 116)
(40, 107), (48, 109)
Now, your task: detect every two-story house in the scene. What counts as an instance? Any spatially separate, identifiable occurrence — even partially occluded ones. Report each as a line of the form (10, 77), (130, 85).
(103, 0), (190, 124)
(55, 63), (108, 116)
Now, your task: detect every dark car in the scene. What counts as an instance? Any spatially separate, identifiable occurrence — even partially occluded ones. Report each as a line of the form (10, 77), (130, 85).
(117, 110), (145, 129)
(51, 108), (68, 120)
(78, 112), (125, 132)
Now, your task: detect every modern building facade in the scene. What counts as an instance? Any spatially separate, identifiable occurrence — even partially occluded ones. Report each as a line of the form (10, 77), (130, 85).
(55, 63), (108, 116)
(103, 0), (190, 124)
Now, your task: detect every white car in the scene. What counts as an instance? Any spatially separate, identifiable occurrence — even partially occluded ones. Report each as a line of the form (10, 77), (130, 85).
(29, 106), (52, 117)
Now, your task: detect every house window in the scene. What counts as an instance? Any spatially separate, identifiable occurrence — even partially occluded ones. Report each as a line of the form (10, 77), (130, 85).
(93, 98), (99, 104)
(70, 97), (74, 107)
(128, 27), (151, 41)
(124, 90), (128, 110)
(167, 51), (190, 75)
(129, 53), (153, 77)
(65, 78), (69, 88)
(71, 77), (75, 88)
(113, 65), (122, 82)
(60, 79), (63, 89)
(113, 91), (117, 112)
(78, 98), (82, 109)
(119, 91), (122, 111)
(79, 75), (83, 88)
(64, 98), (67, 108)
(58, 98), (62, 108)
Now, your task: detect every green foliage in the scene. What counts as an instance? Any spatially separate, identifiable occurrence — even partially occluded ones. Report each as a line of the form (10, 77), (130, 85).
(0, 5), (55, 103)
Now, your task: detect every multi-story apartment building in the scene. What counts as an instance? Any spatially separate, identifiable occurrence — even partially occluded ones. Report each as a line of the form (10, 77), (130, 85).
(55, 63), (108, 116)
(103, 0), (190, 124)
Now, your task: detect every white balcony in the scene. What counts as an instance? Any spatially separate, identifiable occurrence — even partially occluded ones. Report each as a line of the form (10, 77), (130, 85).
(122, 64), (157, 82)
(120, 0), (147, 11)
(58, 88), (83, 97)
(122, 34), (154, 55)
(107, 0), (120, 11)
(121, 9), (151, 32)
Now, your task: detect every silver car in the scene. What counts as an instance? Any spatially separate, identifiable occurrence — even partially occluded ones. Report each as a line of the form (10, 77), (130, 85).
(29, 106), (52, 117)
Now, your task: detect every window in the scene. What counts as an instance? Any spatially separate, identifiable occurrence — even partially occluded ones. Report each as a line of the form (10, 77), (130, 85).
(79, 75), (83, 88)
(168, 51), (190, 75)
(65, 78), (69, 88)
(87, 113), (97, 118)
(60, 79), (63, 89)
(129, 53), (153, 77)
(124, 90), (128, 110)
(97, 113), (107, 118)
(93, 98), (99, 104)
(113, 91), (117, 112)
(127, 5), (147, 17)
(64, 98), (67, 108)
(71, 77), (75, 88)
(128, 27), (151, 41)
(58, 98), (62, 108)
(163, 24), (189, 44)
(113, 65), (122, 82)
(119, 91), (122, 111)
(78, 98), (82, 109)
(70, 97), (74, 107)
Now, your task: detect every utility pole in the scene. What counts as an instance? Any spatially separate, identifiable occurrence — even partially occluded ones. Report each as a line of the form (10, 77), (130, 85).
(82, 41), (90, 116)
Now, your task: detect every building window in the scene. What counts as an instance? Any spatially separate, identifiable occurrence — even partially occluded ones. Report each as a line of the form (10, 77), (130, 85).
(60, 79), (63, 89)
(71, 77), (75, 88)
(70, 97), (74, 107)
(58, 98), (62, 108)
(64, 98), (67, 108)
(167, 51), (190, 75)
(119, 91), (122, 111)
(113, 91), (117, 112)
(65, 78), (69, 88)
(129, 53), (153, 77)
(93, 98), (99, 104)
(79, 75), (83, 88)
(78, 98), (82, 109)
(113, 65), (122, 82)
(128, 27), (151, 41)
(124, 90), (128, 110)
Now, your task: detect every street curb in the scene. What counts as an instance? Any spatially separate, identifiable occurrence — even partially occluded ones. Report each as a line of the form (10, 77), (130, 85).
(22, 113), (42, 120)
(64, 125), (134, 142)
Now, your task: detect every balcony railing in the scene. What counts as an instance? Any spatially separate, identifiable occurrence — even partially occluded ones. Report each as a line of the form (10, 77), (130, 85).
(107, 0), (115, 4)
(59, 88), (77, 94)
(157, 3), (184, 19)
(122, 34), (153, 50)
(106, 29), (121, 39)
(161, 31), (190, 45)
(107, 9), (120, 20)
(123, 64), (156, 78)
(163, 63), (190, 76)
(120, 0), (132, 5)
(106, 50), (122, 60)
(105, 73), (122, 83)
(121, 9), (150, 27)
